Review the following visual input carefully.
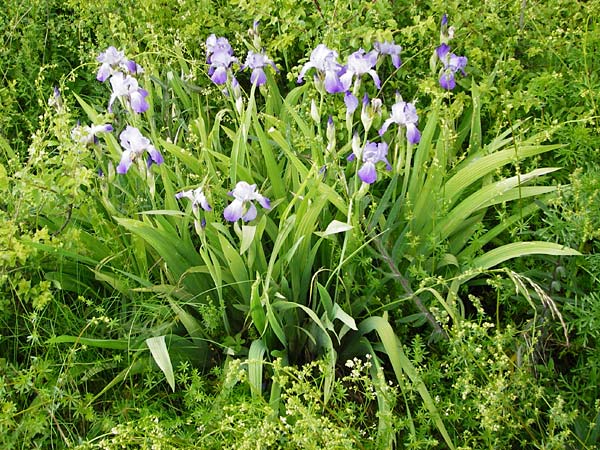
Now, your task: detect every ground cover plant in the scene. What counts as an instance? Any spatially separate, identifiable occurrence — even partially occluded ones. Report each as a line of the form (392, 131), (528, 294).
(1, 1), (599, 449)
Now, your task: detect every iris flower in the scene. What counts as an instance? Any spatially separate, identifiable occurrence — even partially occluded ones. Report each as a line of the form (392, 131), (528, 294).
(175, 187), (212, 214)
(379, 100), (421, 145)
(117, 126), (163, 174)
(297, 44), (345, 94)
(96, 46), (142, 82)
(206, 34), (233, 62)
(208, 48), (238, 85)
(348, 141), (391, 184)
(223, 181), (271, 222)
(71, 123), (113, 146)
(340, 49), (381, 91)
(206, 35), (237, 85)
(108, 72), (149, 113)
(242, 50), (277, 86)
(374, 41), (402, 69)
(436, 43), (467, 90)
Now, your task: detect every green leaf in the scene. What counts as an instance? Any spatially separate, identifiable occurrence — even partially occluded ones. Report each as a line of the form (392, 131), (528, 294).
(266, 297), (288, 349)
(159, 139), (203, 173)
(435, 168), (560, 242)
(0, 133), (16, 160)
(444, 145), (562, 205)
(467, 241), (580, 275)
(459, 200), (543, 259)
(252, 113), (286, 199)
(74, 93), (101, 122)
(217, 231), (250, 301)
(115, 217), (206, 293)
(169, 300), (204, 339)
(316, 282), (334, 319)
(240, 225), (256, 255)
(48, 335), (143, 350)
(314, 220), (353, 238)
(250, 277), (268, 337)
(332, 303), (357, 331)
(248, 339), (267, 399)
(274, 300), (336, 402)
(146, 336), (175, 392)
(0, 163), (7, 191)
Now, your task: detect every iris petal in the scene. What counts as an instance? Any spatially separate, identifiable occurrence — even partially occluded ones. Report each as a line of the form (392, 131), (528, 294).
(251, 68), (267, 86)
(117, 150), (133, 174)
(324, 71), (344, 94)
(224, 199), (244, 222)
(406, 123), (421, 144)
(358, 162), (377, 184)
(257, 195), (271, 210)
(242, 203), (258, 222)
(211, 67), (228, 85)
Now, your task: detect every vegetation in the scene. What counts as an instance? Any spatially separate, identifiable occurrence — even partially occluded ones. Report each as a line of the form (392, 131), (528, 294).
(1, 1), (599, 448)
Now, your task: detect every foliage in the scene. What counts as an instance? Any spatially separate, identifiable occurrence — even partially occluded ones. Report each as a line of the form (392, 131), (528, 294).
(1, 1), (599, 449)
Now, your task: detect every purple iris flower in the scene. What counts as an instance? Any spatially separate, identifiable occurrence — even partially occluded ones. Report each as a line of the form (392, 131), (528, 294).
(175, 187), (212, 215)
(297, 44), (345, 94)
(96, 46), (142, 82)
(340, 49), (380, 91)
(379, 100), (421, 145)
(348, 141), (391, 184)
(223, 181), (271, 222)
(242, 50), (277, 86)
(208, 47), (238, 85)
(436, 43), (467, 90)
(71, 123), (113, 146)
(117, 126), (163, 174)
(108, 72), (149, 113)
(205, 35), (238, 85)
(374, 41), (402, 69)
(206, 34), (234, 62)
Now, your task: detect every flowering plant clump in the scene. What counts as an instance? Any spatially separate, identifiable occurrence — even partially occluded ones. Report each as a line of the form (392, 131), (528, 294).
(44, 13), (585, 450)
(223, 181), (271, 222)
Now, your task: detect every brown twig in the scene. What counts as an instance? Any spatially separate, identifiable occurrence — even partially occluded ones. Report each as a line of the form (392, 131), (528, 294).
(375, 239), (448, 339)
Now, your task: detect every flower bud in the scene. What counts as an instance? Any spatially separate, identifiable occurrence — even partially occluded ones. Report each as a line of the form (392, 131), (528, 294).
(310, 99), (320, 124)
